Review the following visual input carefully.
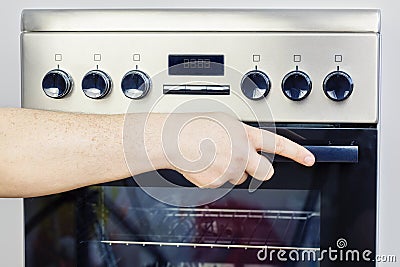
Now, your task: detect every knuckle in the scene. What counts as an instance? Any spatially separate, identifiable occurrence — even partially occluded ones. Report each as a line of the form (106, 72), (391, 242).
(232, 152), (247, 166)
(238, 174), (249, 184)
(252, 129), (263, 147)
(246, 157), (258, 175)
(230, 171), (244, 183)
(266, 166), (275, 180)
(225, 168), (240, 182)
(210, 179), (224, 188)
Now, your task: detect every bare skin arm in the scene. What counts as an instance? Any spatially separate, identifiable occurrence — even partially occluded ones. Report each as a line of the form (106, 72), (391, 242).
(0, 108), (315, 197)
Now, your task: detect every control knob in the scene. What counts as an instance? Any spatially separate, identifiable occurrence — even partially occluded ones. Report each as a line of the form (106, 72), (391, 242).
(241, 70), (271, 100)
(82, 70), (112, 99)
(323, 70), (353, 101)
(42, 69), (73, 98)
(281, 70), (312, 101)
(121, 70), (151, 99)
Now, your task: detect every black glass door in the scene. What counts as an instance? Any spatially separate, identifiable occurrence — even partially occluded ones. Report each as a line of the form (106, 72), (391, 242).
(24, 127), (377, 267)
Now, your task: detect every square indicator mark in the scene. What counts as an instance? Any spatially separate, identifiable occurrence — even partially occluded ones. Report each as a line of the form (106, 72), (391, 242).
(335, 55), (343, 63)
(133, 54), (141, 61)
(294, 55), (302, 63)
(253, 55), (261, 62)
(94, 54), (102, 61)
(55, 54), (62, 61)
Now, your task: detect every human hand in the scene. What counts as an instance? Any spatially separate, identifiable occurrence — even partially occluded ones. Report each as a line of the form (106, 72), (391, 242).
(143, 112), (315, 188)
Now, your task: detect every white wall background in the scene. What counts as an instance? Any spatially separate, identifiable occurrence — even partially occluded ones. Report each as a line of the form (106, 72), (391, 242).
(0, 0), (399, 266)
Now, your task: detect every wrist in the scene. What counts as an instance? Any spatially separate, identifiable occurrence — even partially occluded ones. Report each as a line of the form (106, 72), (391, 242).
(143, 113), (173, 171)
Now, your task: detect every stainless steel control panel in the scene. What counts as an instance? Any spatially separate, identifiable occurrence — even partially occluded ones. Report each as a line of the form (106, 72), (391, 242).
(21, 9), (380, 123)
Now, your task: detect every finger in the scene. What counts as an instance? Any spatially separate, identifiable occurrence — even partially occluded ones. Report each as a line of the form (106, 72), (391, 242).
(229, 172), (248, 185)
(274, 134), (315, 166)
(246, 125), (315, 167)
(246, 152), (274, 181)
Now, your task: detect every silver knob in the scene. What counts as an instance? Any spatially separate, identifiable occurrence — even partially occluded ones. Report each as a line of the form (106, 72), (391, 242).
(42, 69), (73, 99)
(82, 70), (112, 99)
(121, 70), (151, 99)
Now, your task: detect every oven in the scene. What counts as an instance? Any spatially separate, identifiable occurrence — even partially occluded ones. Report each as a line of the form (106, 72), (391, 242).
(21, 9), (380, 267)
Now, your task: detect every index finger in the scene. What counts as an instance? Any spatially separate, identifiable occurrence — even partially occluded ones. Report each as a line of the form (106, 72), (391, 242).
(246, 125), (315, 166)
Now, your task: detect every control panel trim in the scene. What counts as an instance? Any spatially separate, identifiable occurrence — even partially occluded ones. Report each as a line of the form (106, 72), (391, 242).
(21, 9), (381, 33)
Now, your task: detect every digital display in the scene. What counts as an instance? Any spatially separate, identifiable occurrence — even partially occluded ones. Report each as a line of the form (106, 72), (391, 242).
(168, 55), (224, 76)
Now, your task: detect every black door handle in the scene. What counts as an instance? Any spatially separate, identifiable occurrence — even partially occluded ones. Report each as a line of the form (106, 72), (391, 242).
(270, 146), (359, 163)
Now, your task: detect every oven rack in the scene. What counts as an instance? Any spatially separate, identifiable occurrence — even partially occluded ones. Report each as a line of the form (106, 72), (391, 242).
(100, 240), (320, 251)
(102, 207), (320, 250)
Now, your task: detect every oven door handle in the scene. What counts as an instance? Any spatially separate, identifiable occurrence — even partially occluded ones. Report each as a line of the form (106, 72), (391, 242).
(272, 145), (359, 163)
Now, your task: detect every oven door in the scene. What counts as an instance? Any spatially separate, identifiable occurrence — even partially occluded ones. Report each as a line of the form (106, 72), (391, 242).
(24, 126), (377, 267)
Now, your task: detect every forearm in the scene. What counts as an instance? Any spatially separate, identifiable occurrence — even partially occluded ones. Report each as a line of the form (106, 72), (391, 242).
(0, 108), (166, 197)
(0, 108), (314, 197)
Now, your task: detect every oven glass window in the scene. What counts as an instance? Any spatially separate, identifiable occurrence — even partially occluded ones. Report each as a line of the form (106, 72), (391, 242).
(77, 186), (320, 267)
